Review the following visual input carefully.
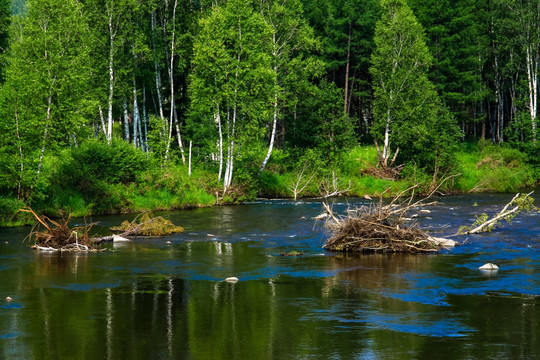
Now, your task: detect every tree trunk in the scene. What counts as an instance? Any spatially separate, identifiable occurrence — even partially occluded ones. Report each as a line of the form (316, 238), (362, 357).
(259, 75), (278, 173)
(382, 109), (391, 166)
(35, 95), (53, 188)
(14, 99), (24, 199)
(165, 0), (182, 161)
(174, 107), (186, 164)
(216, 105), (223, 182)
(188, 141), (192, 176)
(132, 76), (140, 148)
(151, 12), (165, 121)
(123, 98), (130, 143)
(526, 47), (538, 144)
(107, 7), (116, 145)
(142, 86), (148, 152)
(343, 21), (351, 116)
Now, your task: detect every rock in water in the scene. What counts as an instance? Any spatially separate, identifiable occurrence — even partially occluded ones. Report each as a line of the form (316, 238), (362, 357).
(6, 297), (12, 301)
(113, 234), (130, 242)
(479, 263), (499, 271)
(224, 277), (239, 282)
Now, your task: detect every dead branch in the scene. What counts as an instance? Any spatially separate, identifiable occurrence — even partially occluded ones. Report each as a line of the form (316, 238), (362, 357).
(20, 208), (98, 252)
(458, 191), (536, 235)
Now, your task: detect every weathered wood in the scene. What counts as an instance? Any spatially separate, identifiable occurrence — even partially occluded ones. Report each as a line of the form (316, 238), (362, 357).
(459, 191), (535, 235)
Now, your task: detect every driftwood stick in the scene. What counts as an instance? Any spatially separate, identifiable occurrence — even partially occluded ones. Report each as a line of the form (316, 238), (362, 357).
(459, 191), (535, 235)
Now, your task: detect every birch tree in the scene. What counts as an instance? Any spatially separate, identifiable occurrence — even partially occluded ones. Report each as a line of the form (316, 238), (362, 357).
(257, 0), (318, 172)
(190, 0), (273, 191)
(513, 0), (539, 144)
(0, 0), (91, 198)
(370, 0), (456, 169)
(85, 0), (131, 144)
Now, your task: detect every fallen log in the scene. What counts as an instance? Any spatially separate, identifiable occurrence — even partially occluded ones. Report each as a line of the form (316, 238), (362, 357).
(458, 191), (536, 235)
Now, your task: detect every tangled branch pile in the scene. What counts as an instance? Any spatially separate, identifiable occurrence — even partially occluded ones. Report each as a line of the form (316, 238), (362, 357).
(110, 213), (184, 236)
(322, 184), (457, 254)
(20, 208), (98, 252)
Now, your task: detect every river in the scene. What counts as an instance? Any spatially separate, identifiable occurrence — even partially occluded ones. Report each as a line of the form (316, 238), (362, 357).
(0, 193), (539, 359)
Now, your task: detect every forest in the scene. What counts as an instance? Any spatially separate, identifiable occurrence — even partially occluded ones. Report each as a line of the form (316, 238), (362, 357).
(0, 0), (539, 225)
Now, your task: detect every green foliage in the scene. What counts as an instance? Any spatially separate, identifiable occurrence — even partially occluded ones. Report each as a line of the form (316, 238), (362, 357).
(455, 142), (535, 192)
(370, 0), (458, 171)
(57, 140), (148, 186)
(0, 196), (29, 226)
(459, 213), (490, 234)
(147, 115), (170, 164)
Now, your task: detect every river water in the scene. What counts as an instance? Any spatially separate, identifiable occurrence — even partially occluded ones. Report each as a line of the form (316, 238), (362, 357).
(0, 193), (539, 359)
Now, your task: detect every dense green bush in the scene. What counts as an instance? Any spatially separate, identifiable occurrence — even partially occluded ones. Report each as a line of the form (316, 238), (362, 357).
(52, 140), (148, 196)
(0, 196), (29, 226)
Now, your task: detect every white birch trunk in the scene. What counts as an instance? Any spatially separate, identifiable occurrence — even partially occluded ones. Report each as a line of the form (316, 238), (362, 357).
(99, 105), (107, 138)
(174, 107), (186, 164)
(215, 106), (223, 182)
(526, 48), (538, 144)
(132, 76), (140, 147)
(188, 141), (192, 176)
(344, 22), (351, 115)
(164, 0), (180, 161)
(259, 87), (278, 173)
(142, 86), (148, 152)
(107, 7), (116, 145)
(14, 102), (24, 199)
(383, 109), (391, 166)
(35, 95), (53, 187)
(123, 98), (130, 143)
(151, 12), (165, 121)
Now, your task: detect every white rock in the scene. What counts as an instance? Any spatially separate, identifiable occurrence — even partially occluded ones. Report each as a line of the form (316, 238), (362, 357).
(224, 277), (239, 282)
(5, 296), (12, 301)
(113, 235), (130, 242)
(419, 209), (431, 214)
(428, 236), (456, 247)
(363, 194), (373, 200)
(411, 214), (419, 218)
(479, 263), (499, 271)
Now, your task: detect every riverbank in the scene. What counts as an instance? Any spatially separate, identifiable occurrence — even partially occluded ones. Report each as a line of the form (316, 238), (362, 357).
(1, 142), (538, 227)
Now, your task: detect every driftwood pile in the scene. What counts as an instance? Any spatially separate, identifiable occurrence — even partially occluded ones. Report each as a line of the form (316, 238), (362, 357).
(21, 209), (183, 252)
(109, 212), (184, 236)
(322, 185), (456, 254)
(20, 209), (100, 252)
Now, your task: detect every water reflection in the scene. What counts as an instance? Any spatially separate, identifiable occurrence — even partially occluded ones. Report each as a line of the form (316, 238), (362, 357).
(0, 194), (539, 359)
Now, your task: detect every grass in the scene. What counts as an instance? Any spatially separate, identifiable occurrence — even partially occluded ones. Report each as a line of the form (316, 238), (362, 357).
(454, 142), (536, 192)
(1, 142), (538, 227)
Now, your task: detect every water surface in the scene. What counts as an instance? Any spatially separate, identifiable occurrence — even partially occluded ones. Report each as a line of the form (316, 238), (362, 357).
(0, 194), (539, 359)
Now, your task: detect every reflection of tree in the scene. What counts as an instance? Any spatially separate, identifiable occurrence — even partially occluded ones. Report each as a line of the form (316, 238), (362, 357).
(3, 240), (539, 359)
